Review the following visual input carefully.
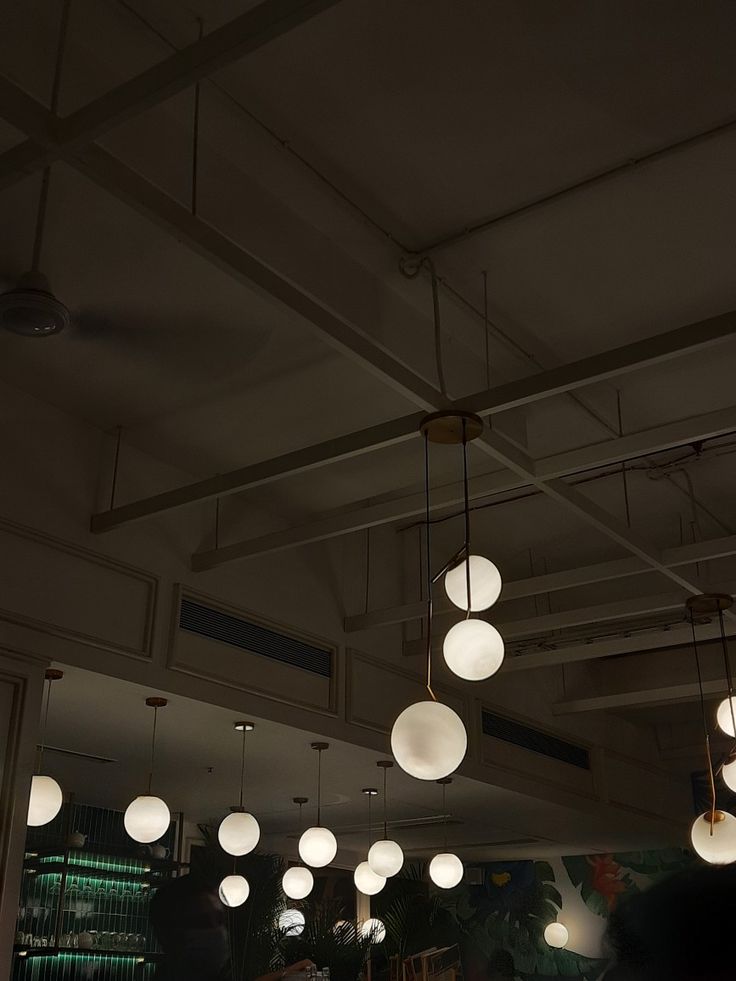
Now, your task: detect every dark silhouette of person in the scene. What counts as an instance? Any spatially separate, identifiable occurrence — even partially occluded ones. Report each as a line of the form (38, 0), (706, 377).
(605, 862), (736, 980)
(150, 873), (229, 980)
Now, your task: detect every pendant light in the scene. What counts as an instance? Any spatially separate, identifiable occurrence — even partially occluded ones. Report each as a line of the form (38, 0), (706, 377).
(219, 869), (250, 907)
(686, 596), (736, 865)
(391, 416), (469, 781)
(218, 721), (260, 856)
(354, 787), (386, 896)
(429, 778), (463, 889)
(124, 697), (171, 843)
(361, 918), (386, 943)
(27, 669), (64, 827)
(707, 596), (736, 740)
(282, 797), (314, 899)
(368, 761), (403, 877)
(544, 922), (569, 949)
(299, 743), (338, 868)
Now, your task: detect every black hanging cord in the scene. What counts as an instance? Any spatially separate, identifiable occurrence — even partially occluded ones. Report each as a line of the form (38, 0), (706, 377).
(690, 615), (717, 831)
(191, 17), (204, 215)
(316, 748), (322, 827)
(717, 607), (736, 738)
(238, 725), (246, 809)
(483, 271), (490, 390)
(147, 705), (159, 795)
(382, 768), (388, 840)
(442, 781), (448, 850)
(37, 676), (52, 773)
(424, 433), (436, 700)
(367, 793), (372, 851)
(462, 418), (472, 618)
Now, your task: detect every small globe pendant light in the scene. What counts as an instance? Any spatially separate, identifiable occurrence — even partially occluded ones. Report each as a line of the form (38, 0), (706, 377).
(361, 918), (386, 943)
(368, 761), (403, 877)
(354, 787), (385, 896)
(124, 697), (171, 843)
(218, 722), (260, 857)
(219, 873), (249, 907)
(282, 797), (314, 900)
(544, 922), (569, 949)
(429, 778), (463, 889)
(299, 743), (338, 868)
(27, 669), (64, 827)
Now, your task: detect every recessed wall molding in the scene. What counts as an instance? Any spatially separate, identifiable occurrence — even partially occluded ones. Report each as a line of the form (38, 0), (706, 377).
(0, 516), (158, 660)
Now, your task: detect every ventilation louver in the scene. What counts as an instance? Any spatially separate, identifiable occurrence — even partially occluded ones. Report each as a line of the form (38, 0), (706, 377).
(482, 709), (590, 770)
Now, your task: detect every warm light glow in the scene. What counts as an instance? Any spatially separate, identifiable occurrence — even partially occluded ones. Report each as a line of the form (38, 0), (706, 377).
(360, 918), (386, 943)
(690, 811), (736, 864)
(27, 775), (63, 827)
(429, 852), (463, 889)
(723, 760), (736, 793)
(219, 874), (249, 907)
(443, 619), (505, 681)
(354, 860), (386, 895)
(278, 909), (305, 936)
(716, 697), (736, 737)
(282, 865), (314, 900)
(298, 826), (337, 868)
(218, 811), (260, 856)
(368, 838), (404, 877)
(445, 555), (502, 612)
(544, 922), (569, 949)
(391, 701), (467, 780)
(124, 795), (170, 843)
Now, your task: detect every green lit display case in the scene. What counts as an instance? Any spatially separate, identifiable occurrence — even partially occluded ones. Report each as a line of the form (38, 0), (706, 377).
(13, 802), (183, 980)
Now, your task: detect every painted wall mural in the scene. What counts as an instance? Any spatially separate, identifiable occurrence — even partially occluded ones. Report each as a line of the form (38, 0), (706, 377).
(439, 848), (693, 981)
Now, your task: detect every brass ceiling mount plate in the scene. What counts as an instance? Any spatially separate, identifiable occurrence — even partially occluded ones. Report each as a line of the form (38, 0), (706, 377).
(311, 741), (329, 751)
(686, 593), (734, 616)
(420, 410), (484, 445)
(293, 797), (308, 805)
(376, 760), (394, 769)
(145, 696), (168, 708)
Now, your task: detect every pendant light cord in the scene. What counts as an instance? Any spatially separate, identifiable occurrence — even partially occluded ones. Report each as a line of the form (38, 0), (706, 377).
(691, 615), (717, 831)
(37, 676), (52, 773)
(717, 608), (736, 737)
(317, 747), (322, 826)
(462, 419), (472, 618)
(239, 725), (246, 809)
(442, 782), (448, 850)
(483, 271), (490, 390)
(424, 433), (437, 700)
(367, 793), (372, 851)
(32, 0), (72, 272)
(191, 16), (203, 216)
(148, 705), (159, 795)
(382, 768), (388, 840)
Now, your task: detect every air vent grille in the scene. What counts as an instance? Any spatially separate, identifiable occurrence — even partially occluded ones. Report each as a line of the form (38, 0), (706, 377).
(482, 710), (590, 770)
(180, 598), (332, 678)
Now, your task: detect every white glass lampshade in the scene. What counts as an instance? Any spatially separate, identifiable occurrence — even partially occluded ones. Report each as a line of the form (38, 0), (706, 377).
(445, 555), (502, 612)
(690, 811), (736, 864)
(429, 852), (463, 889)
(124, 795), (170, 843)
(443, 619), (505, 681)
(219, 874), (249, 907)
(278, 909), (305, 936)
(368, 839), (404, 877)
(218, 811), (260, 856)
(354, 860), (386, 895)
(544, 923), (569, 949)
(27, 774), (63, 827)
(298, 826), (337, 868)
(282, 865), (314, 900)
(716, 697), (736, 737)
(360, 918), (386, 943)
(391, 701), (467, 780)
(723, 760), (736, 793)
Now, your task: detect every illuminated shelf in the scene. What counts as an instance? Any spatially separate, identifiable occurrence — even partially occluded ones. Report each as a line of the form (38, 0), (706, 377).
(14, 946), (163, 961)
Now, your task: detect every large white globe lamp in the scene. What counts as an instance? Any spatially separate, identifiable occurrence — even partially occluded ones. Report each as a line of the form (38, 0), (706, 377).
(544, 922), (569, 949)
(429, 852), (463, 889)
(690, 811), (736, 864)
(722, 760), (736, 793)
(282, 865), (314, 900)
(716, 697), (736, 737)
(361, 918), (386, 943)
(443, 619), (505, 681)
(445, 555), (502, 612)
(219, 874), (249, 907)
(124, 795), (170, 843)
(354, 860), (386, 896)
(27, 774), (63, 827)
(391, 701), (467, 780)
(279, 909), (305, 936)
(368, 839), (404, 877)
(299, 826), (337, 868)
(218, 811), (260, 856)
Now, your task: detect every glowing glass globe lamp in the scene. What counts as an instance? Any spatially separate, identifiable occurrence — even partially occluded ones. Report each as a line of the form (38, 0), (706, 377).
(443, 619), (504, 681)
(429, 852), (463, 889)
(544, 922), (569, 949)
(218, 811), (260, 856)
(354, 860), (386, 896)
(391, 701), (467, 780)
(279, 909), (305, 936)
(723, 760), (736, 793)
(690, 810), (736, 864)
(27, 774), (63, 827)
(219, 874), (249, 907)
(368, 838), (404, 877)
(445, 555), (502, 612)
(361, 918), (386, 943)
(124, 795), (170, 843)
(299, 825), (337, 868)
(717, 697), (736, 737)
(282, 865), (314, 900)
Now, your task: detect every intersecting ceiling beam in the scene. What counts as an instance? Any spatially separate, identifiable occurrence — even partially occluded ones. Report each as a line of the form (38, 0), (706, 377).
(553, 677), (730, 715)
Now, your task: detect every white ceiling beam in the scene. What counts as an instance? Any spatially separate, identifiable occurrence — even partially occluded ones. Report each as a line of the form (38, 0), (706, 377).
(553, 678), (729, 715)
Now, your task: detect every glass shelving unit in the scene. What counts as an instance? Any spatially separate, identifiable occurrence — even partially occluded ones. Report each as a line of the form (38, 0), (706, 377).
(13, 801), (183, 980)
